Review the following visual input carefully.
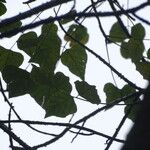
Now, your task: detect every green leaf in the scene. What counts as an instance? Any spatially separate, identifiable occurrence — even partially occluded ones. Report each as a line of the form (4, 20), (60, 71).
(0, 21), (22, 33)
(109, 22), (127, 43)
(60, 10), (76, 24)
(61, 45), (87, 80)
(104, 83), (121, 104)
(0, 2), (6, 16)
(75, 81), (100, 104)
(30, 72), (77, 117)
(30, 23), (61, 74)
(0, 0), (6, 3)
(136, 62), (150, 80)
(122, 85), (136, 104)
(2, 65), (34, 98)
(131, 23), (145, 40)
(124, 104), (141, 122)
(120, 39), (144, 63)
(147, 48), (150, 59)
(17, 32), (38, 57)
(64, 24), (89, 46)
(104, 83), (136, 104)
(30, 65), (51, 85)
(0, 46), (23, 71)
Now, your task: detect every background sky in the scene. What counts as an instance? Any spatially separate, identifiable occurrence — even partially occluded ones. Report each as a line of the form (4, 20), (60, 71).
(0, 0), (149, 149)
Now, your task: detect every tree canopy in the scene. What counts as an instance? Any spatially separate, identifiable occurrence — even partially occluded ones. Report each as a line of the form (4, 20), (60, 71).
(0, 0), (150, 149)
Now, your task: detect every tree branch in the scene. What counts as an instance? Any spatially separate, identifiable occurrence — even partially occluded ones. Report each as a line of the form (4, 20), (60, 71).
(0, 1), (149, 39)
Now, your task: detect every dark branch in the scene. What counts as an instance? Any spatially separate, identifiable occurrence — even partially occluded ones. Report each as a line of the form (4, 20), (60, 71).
(0, 1), (149, 39)
(0, 0), (73, 28)
(0, 122), (33, 149)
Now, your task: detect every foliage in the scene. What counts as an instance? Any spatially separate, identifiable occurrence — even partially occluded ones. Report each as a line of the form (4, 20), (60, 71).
(0, 0), (150, 149)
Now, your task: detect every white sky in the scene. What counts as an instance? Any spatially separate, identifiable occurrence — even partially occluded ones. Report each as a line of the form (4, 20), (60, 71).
(0, 0), (149, 149)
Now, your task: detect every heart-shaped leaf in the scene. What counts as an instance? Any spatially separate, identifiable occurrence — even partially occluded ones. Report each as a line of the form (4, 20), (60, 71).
(30, 23), (61, 74)
(64, 24), (89, 47)
(109, 22), (127, 43)
(61, 45), (87, 80)
(121, 39), (144, 63)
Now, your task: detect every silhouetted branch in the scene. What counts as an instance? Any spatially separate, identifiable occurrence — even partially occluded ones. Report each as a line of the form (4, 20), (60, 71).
(0, 0), (73, 28)
(0, 120), (125, 144)
(132, 13), (150, 25)
(0, 122), (33, 149)
(31, 92), (140, 149)
(0, 1), (149, 38)
(108, 0), (130, 37)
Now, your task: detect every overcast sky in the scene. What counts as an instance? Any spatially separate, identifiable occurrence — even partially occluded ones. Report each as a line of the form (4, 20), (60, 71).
(0, 0), (149, 149)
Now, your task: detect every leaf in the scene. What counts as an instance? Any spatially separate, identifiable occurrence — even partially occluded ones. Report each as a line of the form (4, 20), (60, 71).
(0, 0), (6, 3)
(60, 10), (76, 24)
(0, 21), (22, 33)
(0, 46), (23, 71)
(17, 32), (38, 57)
(0, 2), (6, 16)
(109, 22), (127, 43)
(147, 48), (150, 59)
(122, 85), (136, 104)
(120, 39), (144, 63)
(131, 23), (145, 40)
(64, 24), (89, 46)
(61, 45), (87, 80)
(75, 81), (100, 104)
(124, 104), (141, 122)
(136, 62), (150, 79)
(30, 65), (51, 85)
(104, 83), (121, 104)
(30, 23), (61, 74)
(2, 65), (34, 98)
(30, 72), (77, 117)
